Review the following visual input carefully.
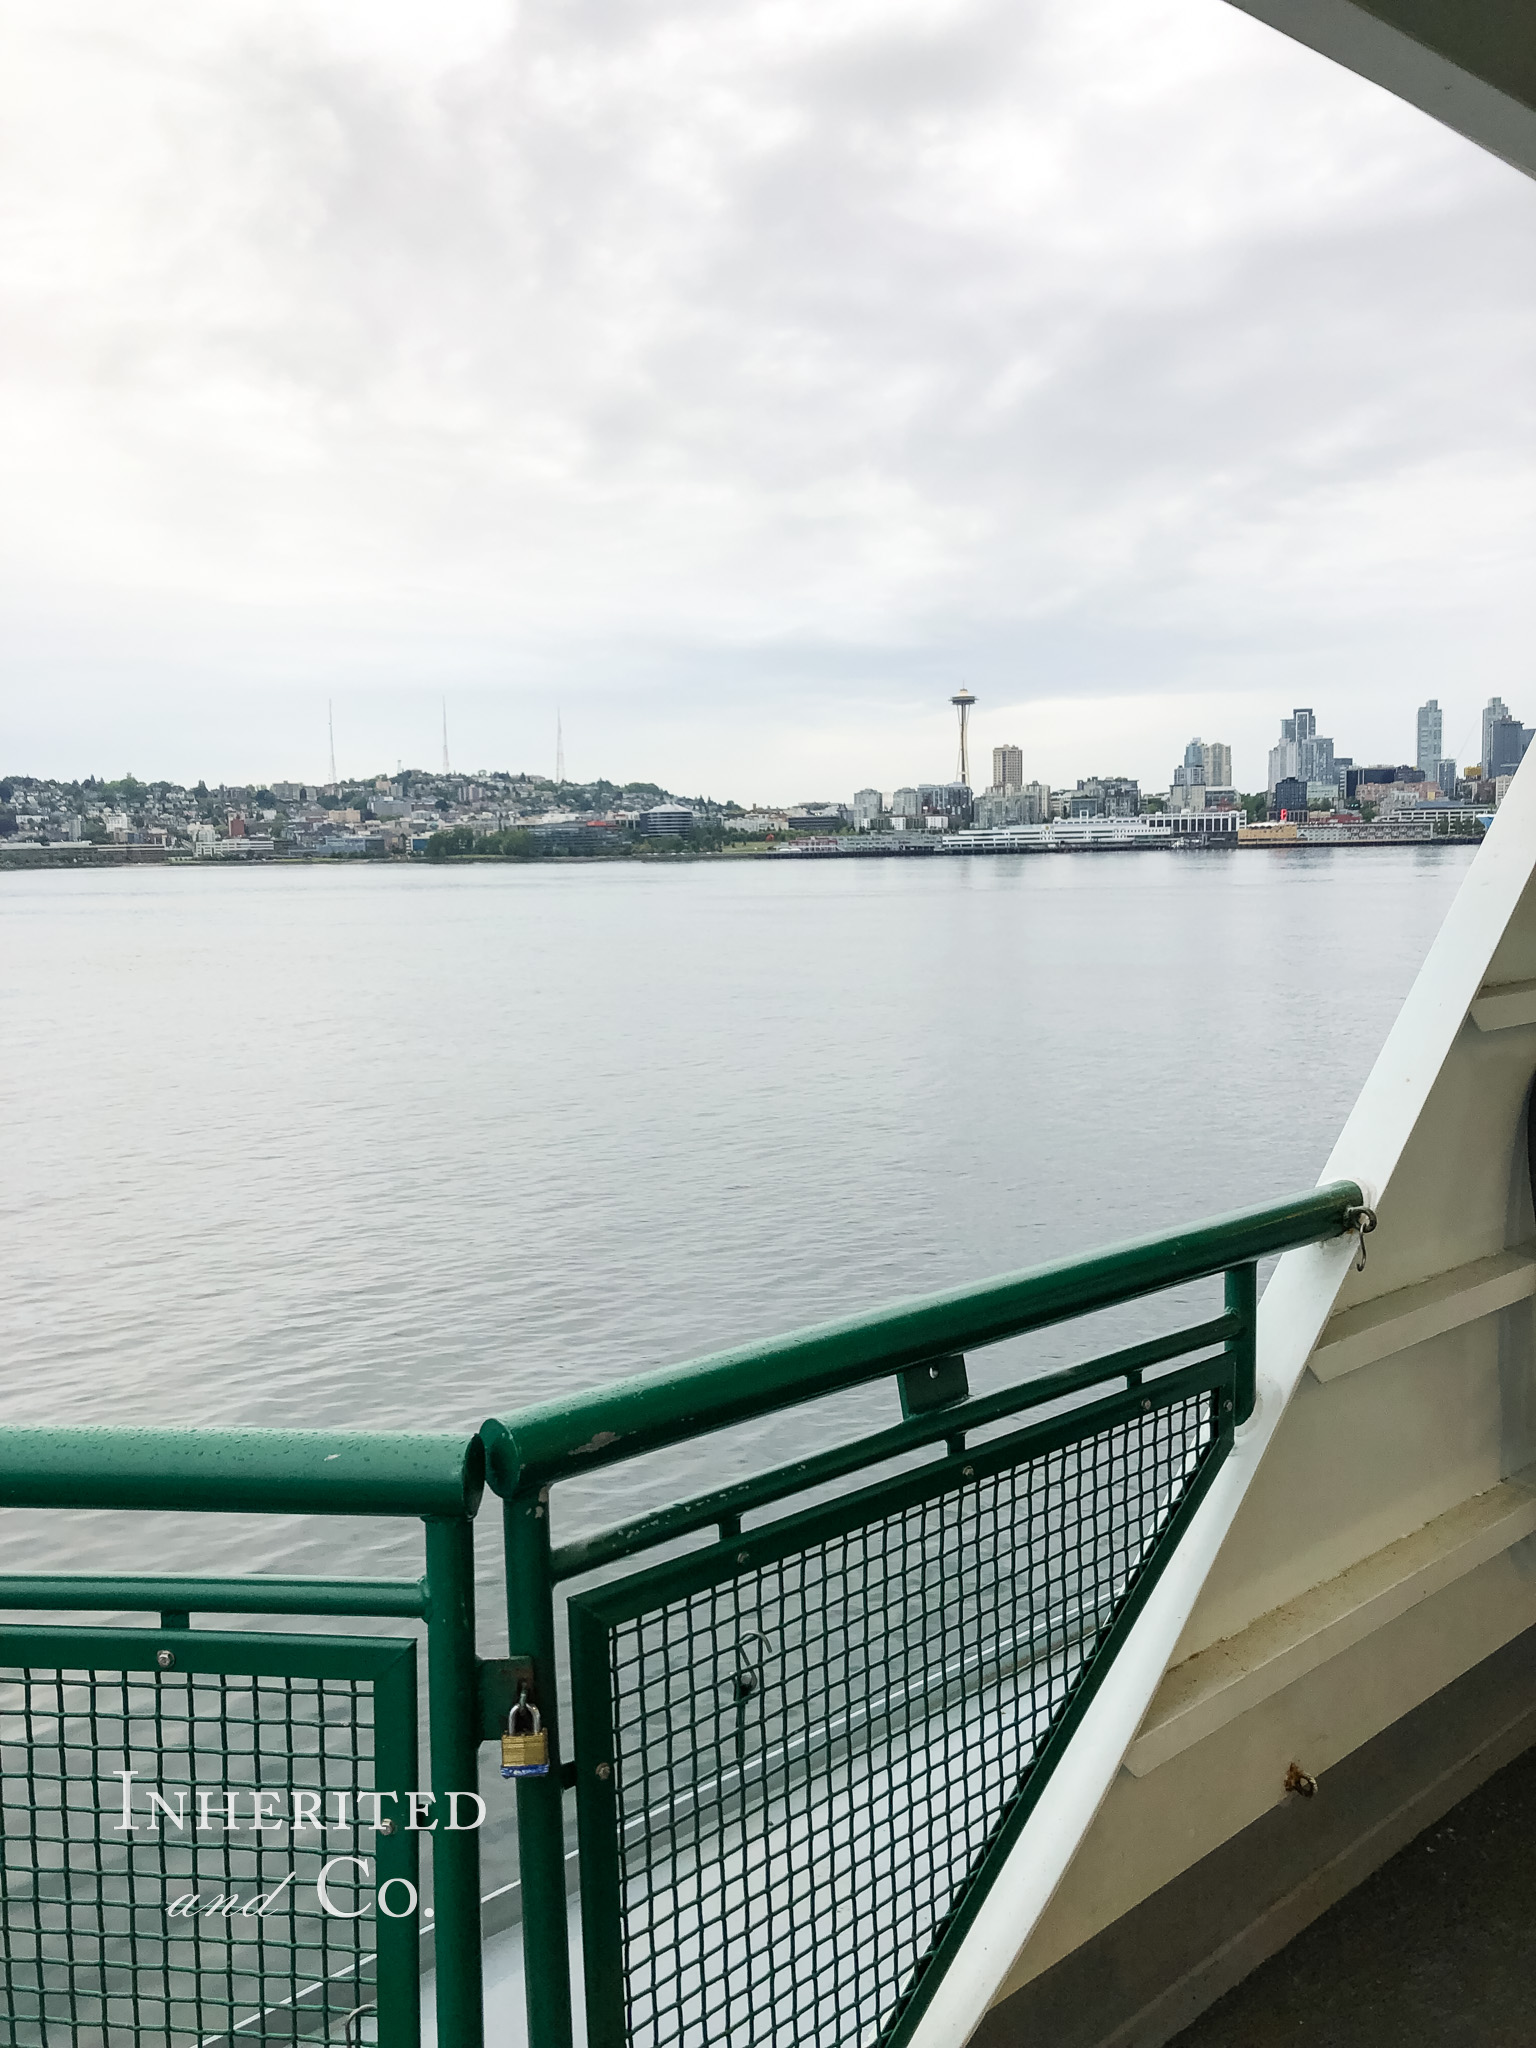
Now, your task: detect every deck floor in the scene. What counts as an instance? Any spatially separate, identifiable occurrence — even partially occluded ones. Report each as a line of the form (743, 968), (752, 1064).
(1170, 1741), (1536, 2046)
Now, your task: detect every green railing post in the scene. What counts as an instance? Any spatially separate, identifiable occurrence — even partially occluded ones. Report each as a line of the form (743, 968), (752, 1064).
(504, 1482), (575, 2048)
(374, 1642), (424, 2045)
(1226, 1262), (1258, 1424)
(425, 1514), (485, 2048)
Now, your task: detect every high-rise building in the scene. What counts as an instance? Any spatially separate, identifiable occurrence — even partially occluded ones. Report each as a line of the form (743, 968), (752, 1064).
(1481, 698), (1511, 773)
(1416, 700), (1443, 775)
(991, 744), (1023, 792)
(852, 788), (885, 830)
(1487, 717), (1531, 781)
(1170, 738), (1233, 810)
(1268, 709), (1336, 794)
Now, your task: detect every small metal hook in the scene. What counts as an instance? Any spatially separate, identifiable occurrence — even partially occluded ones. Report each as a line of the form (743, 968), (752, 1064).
(1344, 1205), (1378, 1272)
(722, 1628), (772, 1770)
(728, 1628), (771, 1704)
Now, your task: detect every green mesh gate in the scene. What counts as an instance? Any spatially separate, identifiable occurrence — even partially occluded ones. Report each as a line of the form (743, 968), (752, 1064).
(568, 1365), (1230, 2048)
(0, 1626), (420, 2048)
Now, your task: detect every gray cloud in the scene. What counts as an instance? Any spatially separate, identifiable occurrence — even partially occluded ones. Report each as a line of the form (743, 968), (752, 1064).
(1, 0), (1533, 792)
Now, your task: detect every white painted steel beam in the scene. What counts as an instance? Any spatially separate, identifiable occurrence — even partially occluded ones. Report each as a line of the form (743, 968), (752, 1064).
(1310, 1247), (1536, 1382)
(1125, 1472), (1536, 1777)
(1471, 977), (1536, 1033)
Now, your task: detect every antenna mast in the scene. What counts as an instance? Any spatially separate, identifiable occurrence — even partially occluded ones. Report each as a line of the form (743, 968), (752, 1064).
(556, 707), (564, 786)
(442, 698), (451, 776)
(328, 699), (337, 786)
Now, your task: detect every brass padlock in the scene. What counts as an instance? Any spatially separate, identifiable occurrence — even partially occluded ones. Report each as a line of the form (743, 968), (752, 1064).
(501, 1689), (549, 1780)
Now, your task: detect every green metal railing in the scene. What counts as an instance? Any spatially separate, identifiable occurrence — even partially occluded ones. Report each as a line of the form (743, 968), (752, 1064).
(0, 1429), (492, 2048)
(482, 1180), (1365, 2048)
(0, 1184), (1365, 2045)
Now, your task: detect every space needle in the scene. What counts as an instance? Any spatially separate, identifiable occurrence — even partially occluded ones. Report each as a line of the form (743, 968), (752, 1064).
(951, 688), (977, 786)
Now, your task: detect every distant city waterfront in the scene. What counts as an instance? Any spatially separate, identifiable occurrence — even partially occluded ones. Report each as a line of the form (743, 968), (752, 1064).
(3, 692), (1520, 866)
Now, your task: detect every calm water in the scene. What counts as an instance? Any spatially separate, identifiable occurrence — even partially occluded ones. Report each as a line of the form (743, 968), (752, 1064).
(0, 845), (1473, 1598)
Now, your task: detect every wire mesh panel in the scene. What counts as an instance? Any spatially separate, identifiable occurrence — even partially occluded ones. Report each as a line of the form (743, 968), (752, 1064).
(570, 1367), (1230, 2048)
(0, 1627), (419, 2048)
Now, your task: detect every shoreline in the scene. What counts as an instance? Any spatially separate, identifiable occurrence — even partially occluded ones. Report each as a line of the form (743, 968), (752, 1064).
(0, 838), (1483, 874)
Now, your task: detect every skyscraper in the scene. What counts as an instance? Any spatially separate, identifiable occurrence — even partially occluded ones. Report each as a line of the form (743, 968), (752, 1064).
(1416, 700), (1443, 775)
(1170, 738), (1233, 810)
(1268, 709), (1335, 794)
(1483, 697), (1512, 774)
(991, 744), (1023, 792)
(1488, 717), (1530, 781)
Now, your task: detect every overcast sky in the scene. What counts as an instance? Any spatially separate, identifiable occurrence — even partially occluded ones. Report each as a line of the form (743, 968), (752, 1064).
(2, 0), (1533, 800)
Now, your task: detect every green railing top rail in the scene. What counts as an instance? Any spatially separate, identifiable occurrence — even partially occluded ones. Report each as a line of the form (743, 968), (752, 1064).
(0, 1574), (430, 1618)
(0, 1426), (484, 1518)
(482, 1179), (1365, 1496)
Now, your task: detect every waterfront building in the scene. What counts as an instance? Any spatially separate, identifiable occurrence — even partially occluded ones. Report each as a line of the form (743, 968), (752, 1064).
(1344, 764), (1426, 803)
(1272, 774), (1309, 817)
(637, 804), (696, 835)
(974, 783), (1047, 829)
(1144, 810), (1239, 842)
(991, 745), (1023, 792)
(852, 789), (885, 830)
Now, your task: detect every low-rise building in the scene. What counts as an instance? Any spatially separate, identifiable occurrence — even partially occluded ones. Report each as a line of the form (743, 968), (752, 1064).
(637, 804), (696, 836)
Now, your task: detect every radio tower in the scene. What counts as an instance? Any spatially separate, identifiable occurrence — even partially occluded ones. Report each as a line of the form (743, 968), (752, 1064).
(952, 688), (976, 785)
(556, 707), (564, 786)
(328, 699), (337, 786)
(441, 698), (451, 775)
